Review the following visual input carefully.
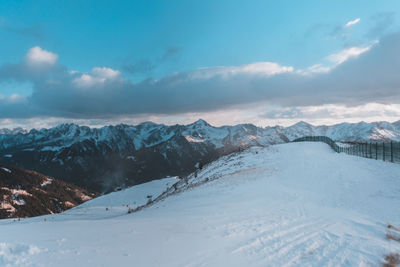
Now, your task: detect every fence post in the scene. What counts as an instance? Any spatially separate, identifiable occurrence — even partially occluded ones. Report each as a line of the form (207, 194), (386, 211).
(383, 142), (385, 161)
(363, 143), (367, 158)
(362, 143), (364, 157)
(363, 143), (365, 157)
(391, 141), (393, 162)
(376, 142), (378, 160)
(361, 143), (363, 157)
(369, 142), (372, 158)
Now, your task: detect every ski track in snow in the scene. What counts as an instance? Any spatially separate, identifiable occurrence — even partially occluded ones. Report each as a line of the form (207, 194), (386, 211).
(0, 142), (400, 266)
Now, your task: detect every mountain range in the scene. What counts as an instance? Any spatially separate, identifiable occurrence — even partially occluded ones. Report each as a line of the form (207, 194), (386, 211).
(1, 119), (400, 192)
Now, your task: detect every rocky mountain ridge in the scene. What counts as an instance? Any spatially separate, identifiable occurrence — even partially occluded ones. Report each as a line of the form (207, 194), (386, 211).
(0, 165), (97, 219)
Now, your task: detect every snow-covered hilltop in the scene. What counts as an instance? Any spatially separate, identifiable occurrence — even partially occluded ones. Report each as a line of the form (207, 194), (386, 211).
(1, 142), (399, 266)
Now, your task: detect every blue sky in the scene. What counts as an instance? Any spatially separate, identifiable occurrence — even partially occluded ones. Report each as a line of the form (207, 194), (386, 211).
(1, 1), (400, 128)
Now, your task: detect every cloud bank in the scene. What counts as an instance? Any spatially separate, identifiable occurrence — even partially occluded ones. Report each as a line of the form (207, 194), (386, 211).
(1, 32), (400, 119)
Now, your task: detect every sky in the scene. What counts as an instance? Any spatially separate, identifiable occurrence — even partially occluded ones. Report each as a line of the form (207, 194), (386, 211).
(1, 0), (400, 129)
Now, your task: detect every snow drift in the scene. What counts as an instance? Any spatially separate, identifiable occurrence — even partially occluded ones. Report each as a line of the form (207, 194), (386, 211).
(0, 142), (400, 266)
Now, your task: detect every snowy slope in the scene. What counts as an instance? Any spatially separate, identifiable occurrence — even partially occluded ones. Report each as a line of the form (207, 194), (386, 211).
(62, 177), (179, 219)
(1, 142), (400, 266)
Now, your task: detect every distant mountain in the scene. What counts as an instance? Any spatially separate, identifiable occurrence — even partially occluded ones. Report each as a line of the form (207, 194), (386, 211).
(282, 121), (400, 142)
(0, 165), (97, 219)
(0, 127), (28, 135)
(1, 119), (399, 193)
(0, 120), (286, 192)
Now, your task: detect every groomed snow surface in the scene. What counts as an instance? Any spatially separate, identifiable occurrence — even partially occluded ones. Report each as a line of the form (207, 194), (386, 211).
(1, 142), (400, 266)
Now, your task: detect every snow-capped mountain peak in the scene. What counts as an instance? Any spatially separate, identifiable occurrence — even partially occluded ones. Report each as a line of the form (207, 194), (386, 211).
(1, 119), (400, 192)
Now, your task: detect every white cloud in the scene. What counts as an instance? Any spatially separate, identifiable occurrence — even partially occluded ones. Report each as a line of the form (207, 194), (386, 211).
(345, 18), (361, 28)
(91, 67), (121, 79)
(260, 103), (400, 126)
(231, 62), (294, 75)
(326, 43), (376, 65)
(3, 102), (400, 129)
(73, 67), (121, 88)
(25, 46), (58, 66)
(191, 62), (293, 79)
(298, 42), (378, 75)
(297, 64), (331, 75)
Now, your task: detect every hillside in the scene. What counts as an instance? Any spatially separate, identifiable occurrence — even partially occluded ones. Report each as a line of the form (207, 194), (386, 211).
(0, 142), (399, 266)
(0, 165), (97, 219)
(0, 120), (286, 192)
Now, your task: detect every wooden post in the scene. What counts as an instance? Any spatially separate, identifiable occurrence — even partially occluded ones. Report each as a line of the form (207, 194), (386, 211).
(383, 142), (385, 161)
(375, 142), (378, 160)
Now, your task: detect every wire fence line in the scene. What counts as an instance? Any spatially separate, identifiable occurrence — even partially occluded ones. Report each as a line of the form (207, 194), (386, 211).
(292, 136), (400, 163)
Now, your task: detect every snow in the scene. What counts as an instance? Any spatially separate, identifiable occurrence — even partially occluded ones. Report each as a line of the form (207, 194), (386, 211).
(63, 177), (179, 219)
(1, 188), (32, 197)
(283, 121), (400, 142)
(184, 135), (205, 143)
(335, 142), (352, 148)
(41, 146), (64, 151)
(12, 198), (26, 206)
(0, 243), (41, 266)
(0, 142), (399, 266)
(0, 202), (15, 213)
(1, 167), (11, 173)
(64, 201), (75, 208)
(247, 135), (260, 140)
(40, 178), (53, 187)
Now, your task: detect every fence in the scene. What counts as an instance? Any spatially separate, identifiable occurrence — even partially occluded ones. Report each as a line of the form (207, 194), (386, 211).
(292, 136), (400, 163)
